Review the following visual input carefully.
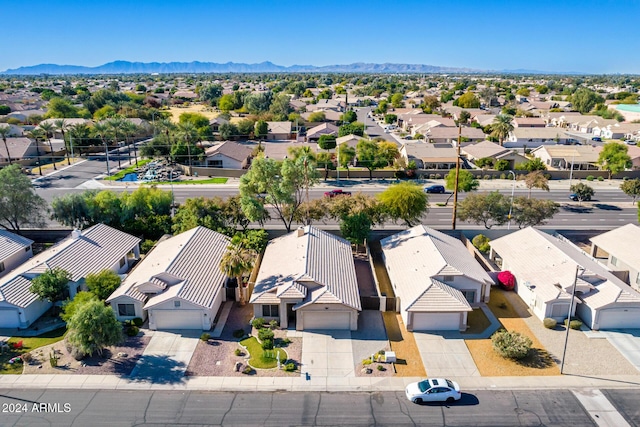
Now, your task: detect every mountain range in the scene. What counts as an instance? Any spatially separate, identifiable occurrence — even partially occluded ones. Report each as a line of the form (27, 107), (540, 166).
(1, 60), (483, 75)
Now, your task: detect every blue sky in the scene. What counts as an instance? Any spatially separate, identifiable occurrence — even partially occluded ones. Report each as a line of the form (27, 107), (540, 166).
(5, 0), (640, 74)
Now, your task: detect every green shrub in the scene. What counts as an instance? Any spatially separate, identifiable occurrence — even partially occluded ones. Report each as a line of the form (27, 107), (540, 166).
(261, 339), (274, 350)
(483, 174), (491, 180)
(242, 366), (253, 375)
(435, 174), (442, 179)
(500, 173), (507, 180)
(472, 234), (491, 254)
(564, 318), (583, 330)
(362, 359), (372, 365)
(284, 362), (296, 372)
(269, 320), (279, 329)
(251, 318), (265, 329)
(586, 175), (595, 181)
(258, 328), (274, 342)
(597, 176), (604, 181)
(491, 330), (532, 360)
(543, 318), (557, 329)
(140, 239), (156, 254)
(282, 338), (292, 345)
(233, 329), (246, 339)
(200, 333), (211, 341)
(126, 326), (140, 337)
(377, 365), (386, 371)
(132, 317), (143, 327)
(429, 174), (435, 179)
(234, 348), (242, 356)
(543, 173), (552, 180)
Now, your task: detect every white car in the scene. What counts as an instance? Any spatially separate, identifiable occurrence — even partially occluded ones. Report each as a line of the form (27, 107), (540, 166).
(405, 378), (461, 404)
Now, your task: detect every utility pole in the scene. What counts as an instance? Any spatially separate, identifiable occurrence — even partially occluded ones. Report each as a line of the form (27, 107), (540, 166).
(451, 123), (462, 230)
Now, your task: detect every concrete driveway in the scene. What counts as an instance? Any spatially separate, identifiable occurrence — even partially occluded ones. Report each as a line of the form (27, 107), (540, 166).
(301, 330), (354, 378)
(412, 332), (480, 377)
(596, 330), (640, 372)
(130, 330), (200, 382)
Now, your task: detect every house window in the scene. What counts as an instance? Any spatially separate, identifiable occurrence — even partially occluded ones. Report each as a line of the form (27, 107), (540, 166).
(119, 257), (126, 268)
(174, 301), (181, 308)
(208, 160), (223, 168)
(462, 290), (476, 304)
(118, 304), (136, 317)
(442, 275), (454, 282)
(25, 246), (31, 252)
(0, 262), (4, 273)
(611, 256), (618, 266)
(262, 305), (279, 317)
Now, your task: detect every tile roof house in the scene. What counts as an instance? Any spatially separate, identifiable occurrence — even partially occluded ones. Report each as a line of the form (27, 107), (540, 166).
(426, 126), (485, 145)
(250, 226), (361, 330)
(0, 224), (140, 329)
(266, 121), (293, 140)
(306, 123), (339, 142)
(531, 145), (602, 171)
(0, 137), (43, 165)
(461, 140), (528, 169)
(490, 227), (640, 330)
(203, 141), (253, 169)
(107, 226), (231, 330)
(590, 224), (640, 291)
(401, 143), (458, 170)
(381, 226), (493, 331)
(506, 127), (572, 147)
(0, 231), (33, 279)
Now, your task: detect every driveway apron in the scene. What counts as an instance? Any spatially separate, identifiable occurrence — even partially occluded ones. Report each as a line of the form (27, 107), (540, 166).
(413, 332), (480, 377)
(598, 330), (640, 372)
(130, 330), (200, 382)
(301, 330), (354, 378)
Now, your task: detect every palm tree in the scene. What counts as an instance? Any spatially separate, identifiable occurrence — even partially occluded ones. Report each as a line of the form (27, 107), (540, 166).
(106, 117), (125, 168)
(39, 122), (57, 170)
(491, 114), (514, 146)
(92, 123), (111, 175)
(121, 120), (140, 167)
(0, 126), (12, 166)
(53, 119), (71, 165)
(68, 124), (89, 157)
(177, 121), (198, 175)
(27, 129), (45, 175)
(219, 241), (256, 305)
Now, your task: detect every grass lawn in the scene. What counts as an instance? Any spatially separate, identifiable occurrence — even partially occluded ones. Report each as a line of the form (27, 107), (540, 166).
(240, 337), (287, 369)
(463, 308), (491, 335)
(1, 328), (67, 374)
(465, 288), (559, 376)
(146, 177), (228, 185)
(104, 159), (152, 181)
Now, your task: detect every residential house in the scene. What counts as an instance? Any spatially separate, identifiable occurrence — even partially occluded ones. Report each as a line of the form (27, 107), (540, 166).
(590, 224), (640, 290)
(203, 141), (253, 169)
(461, 140), (528, 169)
(107, 226), (231, 330)
(301, 109), (342, 123)
(0, 224), (140, 329)
(426, 126), (485, 145)
(266, 121), (293, 140)
(209, 116), (229, 133)
(0, 231), (33, 279)
(443, 107), (485, 122)
(506, 127), (571, 147)
(531, 145), (601, 170)
(401, 143), (458, 170)
(594, 123), (640, 140)
(0, 123), (24, 137)
(37, 118), (94, 139)
(473, 115), (497, 127)
(381, 226), (493, 331)
(0, 137), (44, 165)
(262, 142), (317, 160)
(336, 134), (361, 149)
(490, 227), (640, 330)
(250, 226), (361, 330)
(6, 109), (47, 122)
(513, 117), (546, 128)
(545, 112), (582, 127)
(306, 123), (339, 143)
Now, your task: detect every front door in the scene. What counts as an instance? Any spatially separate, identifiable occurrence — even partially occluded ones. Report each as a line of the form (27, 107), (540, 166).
(287, 304), (296, 328)
(225, 278), (237, 301)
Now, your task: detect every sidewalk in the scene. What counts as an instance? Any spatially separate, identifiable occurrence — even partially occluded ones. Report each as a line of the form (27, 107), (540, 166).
(2, 372), (640, 392)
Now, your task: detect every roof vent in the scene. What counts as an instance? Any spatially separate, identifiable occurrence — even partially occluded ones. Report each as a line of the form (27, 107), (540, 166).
(71, 229), (82, 239)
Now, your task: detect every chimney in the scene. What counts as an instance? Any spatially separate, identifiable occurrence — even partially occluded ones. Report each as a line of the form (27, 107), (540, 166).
(71, 229), (82, 239)
(297, 227), (306, 238)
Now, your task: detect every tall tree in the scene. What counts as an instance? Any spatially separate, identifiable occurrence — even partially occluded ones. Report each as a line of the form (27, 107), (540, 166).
(0, 164), (47, 233)
(338, 143), (356, 178)
(340, 212), (372, 252)
(67, 299), (123, 357)
(219, 241), (256, 305)
(378, 182), (429, 227)
(571, 88), (604, 114)
(121, 120), (140, 167)
(356, 139), (386, 180)
(457, 191), (511, 229)
(570, 183), (595, 205)
(444, 169), (479, 205)
(107, 116), (125, 168)
(0, 126), (12, 165)
(39, 122), (57, 170)
(524, 171), (550, 198)
(598, 142), (631, 179)
(254, 120), (268, 140)
(490, 114), (514, 146)
(85, 269), (122, 301)
(29, 267), (71, 303)
(27, 128), (44, 175)
(621, 178), (640, 204)
(53, 119), (70, 165)
(512, 197), (559, 228)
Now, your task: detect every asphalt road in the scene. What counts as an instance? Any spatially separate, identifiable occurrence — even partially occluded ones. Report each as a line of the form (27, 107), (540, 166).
(0, 389), (600, 426)
(357, 107), (397, 143)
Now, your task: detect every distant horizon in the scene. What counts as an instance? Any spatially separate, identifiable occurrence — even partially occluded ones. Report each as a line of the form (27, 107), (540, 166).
(3, 0), (639, 74)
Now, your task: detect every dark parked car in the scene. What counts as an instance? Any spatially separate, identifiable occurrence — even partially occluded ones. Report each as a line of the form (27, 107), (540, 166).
(324, 189), (352, 198)
(591, 137), (602, 142)
(424, 185), (445, 194)
(569, 193), (591, 201)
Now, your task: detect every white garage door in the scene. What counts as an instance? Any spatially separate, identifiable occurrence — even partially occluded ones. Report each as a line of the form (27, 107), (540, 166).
(303, 311), (350, 330)
(153, 310), (203, 330)
(0, 309), (20, 328)
(597, 308), (640, 330)
(412, 312), (461, 331)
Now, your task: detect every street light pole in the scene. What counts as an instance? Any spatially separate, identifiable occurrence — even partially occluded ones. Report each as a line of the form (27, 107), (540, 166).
(507, 170), (516, 230)
(105, 142), (111, 177)
(560, 264), (582, 375)
(568, 153), (575, 189)
(451, 123), (462, 230)
(169, 169), (175, 218)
